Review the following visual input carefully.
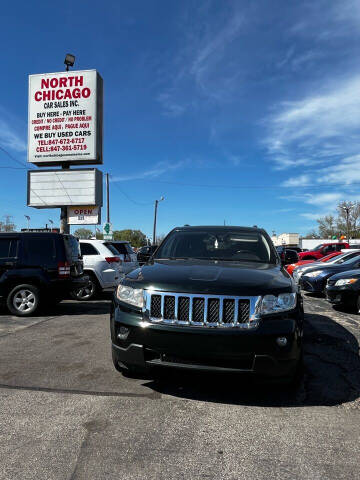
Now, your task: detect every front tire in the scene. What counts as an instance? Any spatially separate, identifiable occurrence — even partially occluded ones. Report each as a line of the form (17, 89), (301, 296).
(71, 274), (98, 301)
(7, 284), (40, 317)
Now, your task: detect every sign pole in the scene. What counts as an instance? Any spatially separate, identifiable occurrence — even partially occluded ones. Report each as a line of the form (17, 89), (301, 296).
(60, 163), (70, 234)
(106, 173), (110, 223)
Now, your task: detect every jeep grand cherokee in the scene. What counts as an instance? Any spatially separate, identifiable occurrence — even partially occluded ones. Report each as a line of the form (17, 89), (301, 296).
(110, 226), (303, 382)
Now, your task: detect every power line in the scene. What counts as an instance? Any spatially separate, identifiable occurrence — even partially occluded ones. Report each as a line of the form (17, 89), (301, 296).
(108, 177), (360, 190)
(0, 145), (33, 169)
(109, 175), (154, 206)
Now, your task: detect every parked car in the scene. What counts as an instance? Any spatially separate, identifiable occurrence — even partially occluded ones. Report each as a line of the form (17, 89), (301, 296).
(0, 232), (87, 316)
(108, 241), (139, 273)
(293, 250), (360, 284)
(298, 242), (349, 261)
(299, 254), (360, 294)
(137, 245), (158, 265)
(325, 269), (360, 311)
(275, 246), (298, 265)
(72, 240), (122, 300)
(111, 225), (304, 382)
(286, 251), (342, 276)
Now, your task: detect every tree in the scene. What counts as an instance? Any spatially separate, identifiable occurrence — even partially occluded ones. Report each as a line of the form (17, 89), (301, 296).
(74, 228), (93, 239)
(316, 215), (335, 238)
(0, 215), (16, 232)
(303, 230), (321, 239)
(113, 229), (147, 248)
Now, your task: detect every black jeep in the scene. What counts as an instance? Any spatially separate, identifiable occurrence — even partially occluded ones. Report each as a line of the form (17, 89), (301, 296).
(0, 232), (87, 316)
(111, 226), (303, 382)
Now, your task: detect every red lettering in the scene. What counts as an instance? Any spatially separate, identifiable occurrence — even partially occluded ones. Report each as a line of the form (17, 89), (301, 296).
(41, 78), (49, 89)
(64, 89), (72, 99)
(72, 88), (81, 99)
(56, 90), (63, 100)
(50, 78), (58, 88)
(82, 87), (91, 98)
(75, 76), (83, 87)
(59, 78), (67, 87)
(34, 91), (42, 101)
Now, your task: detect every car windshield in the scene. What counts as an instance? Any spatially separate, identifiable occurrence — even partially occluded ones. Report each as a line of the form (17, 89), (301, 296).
(339, 253), (360, 265)
(333, 252), (360, 264)
(310, 244), (324, 251)
(154, 229), (277, 263)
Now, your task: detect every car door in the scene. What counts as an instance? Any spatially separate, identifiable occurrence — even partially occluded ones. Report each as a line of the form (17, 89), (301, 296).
(0, 237), (19, 294)
(79, 242), (99, 271)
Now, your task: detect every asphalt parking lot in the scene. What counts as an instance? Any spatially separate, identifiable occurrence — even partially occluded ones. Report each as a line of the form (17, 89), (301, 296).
(0, 293), (359, 480)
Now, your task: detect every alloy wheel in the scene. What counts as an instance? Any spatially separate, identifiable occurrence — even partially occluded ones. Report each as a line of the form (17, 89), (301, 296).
(13, 289), (36, 313)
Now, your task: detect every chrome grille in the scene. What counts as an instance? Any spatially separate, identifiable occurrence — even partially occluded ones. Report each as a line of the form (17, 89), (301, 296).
(145, 291), (261, 328)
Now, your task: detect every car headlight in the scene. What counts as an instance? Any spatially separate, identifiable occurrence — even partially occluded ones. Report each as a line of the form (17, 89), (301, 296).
(335, 278), (358, 286)
(305, 270), (323, 278)
(261, 293), (297, 315)
(116, 285), (144, 308)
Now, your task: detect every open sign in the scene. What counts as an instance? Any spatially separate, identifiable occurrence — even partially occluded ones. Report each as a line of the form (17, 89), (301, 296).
(67, 205), (100, 225)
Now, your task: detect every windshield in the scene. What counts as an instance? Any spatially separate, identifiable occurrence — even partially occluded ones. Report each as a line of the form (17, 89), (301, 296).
(154, 229), (277, 263)
(333, 252), (360, 264)
(310, 244), (324, 251)
(339, 253), (360, 265)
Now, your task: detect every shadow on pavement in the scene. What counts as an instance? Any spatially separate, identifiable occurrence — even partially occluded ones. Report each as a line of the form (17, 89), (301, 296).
(142, 312), (360, 407)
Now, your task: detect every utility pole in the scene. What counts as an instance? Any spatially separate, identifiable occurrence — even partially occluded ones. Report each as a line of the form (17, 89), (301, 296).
(152, 196), (164, 245)
(106, 173), (110, 223)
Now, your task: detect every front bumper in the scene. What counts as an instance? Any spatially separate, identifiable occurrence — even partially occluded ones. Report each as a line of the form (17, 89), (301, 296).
(300, 276), (325, 293)
(325, 285), (358, 305)
(110, 301), (303, 378)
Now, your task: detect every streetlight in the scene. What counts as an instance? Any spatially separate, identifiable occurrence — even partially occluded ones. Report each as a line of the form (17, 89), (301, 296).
(24, 215), (30, 231)
(64, 53), (75, 71)
(153, 196), (164, 245)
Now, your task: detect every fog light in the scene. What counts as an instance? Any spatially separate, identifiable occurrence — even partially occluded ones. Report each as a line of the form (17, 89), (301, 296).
(117, 326), (130, 340)
(276, 337), (287, 347)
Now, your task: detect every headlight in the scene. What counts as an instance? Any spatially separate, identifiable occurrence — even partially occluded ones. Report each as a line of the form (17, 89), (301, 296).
(261, 293), (297, 315)
(116, 285), (144, 308)
(305, 270), (323, 278)
(335, 278), (358, 286)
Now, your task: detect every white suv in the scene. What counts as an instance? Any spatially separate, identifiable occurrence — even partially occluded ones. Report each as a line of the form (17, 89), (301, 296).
(107, 241), (139, 274)
(72, 240), (123, 300)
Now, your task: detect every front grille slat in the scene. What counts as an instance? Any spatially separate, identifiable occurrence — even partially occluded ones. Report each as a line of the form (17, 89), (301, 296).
(148, 292), (256, 328)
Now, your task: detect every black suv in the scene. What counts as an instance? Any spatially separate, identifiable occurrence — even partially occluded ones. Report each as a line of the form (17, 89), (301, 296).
(0, 232), (87, 316)
(111, 226), (303, 382)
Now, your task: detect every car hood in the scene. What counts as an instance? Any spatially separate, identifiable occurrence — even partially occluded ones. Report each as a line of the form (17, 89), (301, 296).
(124, 259), (293, 296)
(302, 263), (355, 276)
(327, 269), (360, 281)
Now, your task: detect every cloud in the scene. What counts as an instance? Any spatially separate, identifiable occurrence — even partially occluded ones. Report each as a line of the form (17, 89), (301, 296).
(110, 160), (189, 182)
(264, 75), (360, 169)
(157, 4), (245, 116)
(0, 109), (26, 153)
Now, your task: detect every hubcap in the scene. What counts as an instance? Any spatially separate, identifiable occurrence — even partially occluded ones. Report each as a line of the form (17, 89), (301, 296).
(76, 281), (95, 299)
(13, 289), (36, 312)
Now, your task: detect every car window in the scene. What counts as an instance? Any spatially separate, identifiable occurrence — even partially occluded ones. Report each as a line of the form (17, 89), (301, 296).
(64, 235), (81, 261)
(155, 229), (276, 263)
(125, 244), (134, 254)
(25, 237), (56, 263)
(0, 238), (17, 258)
(104, 243), (120, 255)
(109, 243), (128, 255)
(80, 243), (99, 255)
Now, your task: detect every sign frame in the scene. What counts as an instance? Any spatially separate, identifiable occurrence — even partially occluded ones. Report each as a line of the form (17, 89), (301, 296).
(28, 69), (103, 166)
(27, 168), (103, 209)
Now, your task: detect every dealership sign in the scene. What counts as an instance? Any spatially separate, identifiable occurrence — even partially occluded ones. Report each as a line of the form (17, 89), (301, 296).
(28, 69), (103, 166)
(27, 168), (103, 208)
(67, 206), (100, 225)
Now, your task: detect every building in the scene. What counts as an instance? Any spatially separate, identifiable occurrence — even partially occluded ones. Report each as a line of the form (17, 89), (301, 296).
(271, 233), (300, 247)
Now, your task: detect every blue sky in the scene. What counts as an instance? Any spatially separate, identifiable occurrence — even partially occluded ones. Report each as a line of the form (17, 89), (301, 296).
(1, 0), (360, 239)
